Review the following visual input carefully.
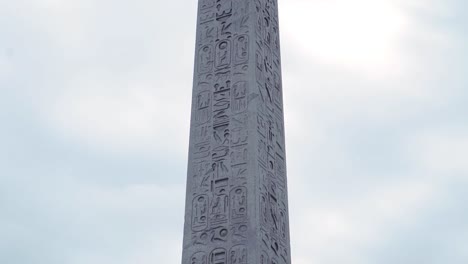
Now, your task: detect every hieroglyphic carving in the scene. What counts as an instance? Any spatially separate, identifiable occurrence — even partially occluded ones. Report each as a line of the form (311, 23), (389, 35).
(200, 8), (216, 24)
(210, 193), (229, 225)
(194, 142), (211, 160)
(200, 24), (217, 46)
(231, 126), (248, 146)
(216, 0), (233, 20)
(233, 35), (249, 65)
(193, 230), (211, 246)
(195, 91), (212, 125)
(190, 0), (250, 256)
(201, 0), (215, 10)
(215, 40), (231, 69)
(230, 186), (247, 222)
(229, 245), (247, 264)
(192, 195), (209, 231)
(259, 251), (269, 264)
(230, 223), (248, 243)
(192, 160), (212, 193)
(192, 252), (208, 264)
(254, 0), (290, 263)
(231, 81), (247, 114)
(184, 0), (289, 263)
(199, 45), (214, 73)
(211, 226), (230, 243)
(210, 248), (227, 264)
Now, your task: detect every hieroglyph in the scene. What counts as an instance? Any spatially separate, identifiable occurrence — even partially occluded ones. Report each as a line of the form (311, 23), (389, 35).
(183, 1), (291, 263)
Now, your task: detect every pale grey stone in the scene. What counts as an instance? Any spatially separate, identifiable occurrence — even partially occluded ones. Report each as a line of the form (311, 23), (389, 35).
(182, 1), (291, 263)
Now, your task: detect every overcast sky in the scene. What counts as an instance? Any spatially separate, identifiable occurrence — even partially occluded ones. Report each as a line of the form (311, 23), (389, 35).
(1, 0), (467, 263)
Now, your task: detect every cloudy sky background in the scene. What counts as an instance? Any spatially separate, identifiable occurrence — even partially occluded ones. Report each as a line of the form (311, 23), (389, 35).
(1, 0), (467, 263)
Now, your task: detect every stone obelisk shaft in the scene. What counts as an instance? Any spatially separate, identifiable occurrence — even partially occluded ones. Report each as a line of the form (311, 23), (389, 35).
(182, 0), (291, 263)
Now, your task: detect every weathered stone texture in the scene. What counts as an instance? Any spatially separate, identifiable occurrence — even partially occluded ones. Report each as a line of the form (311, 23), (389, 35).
(182, 0), (290, 263)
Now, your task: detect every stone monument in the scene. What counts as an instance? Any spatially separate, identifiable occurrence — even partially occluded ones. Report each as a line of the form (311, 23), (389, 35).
(182, 0), (291, 263)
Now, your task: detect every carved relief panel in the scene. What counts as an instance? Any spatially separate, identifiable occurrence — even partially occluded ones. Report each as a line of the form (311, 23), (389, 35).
(253, 0), (290, 263)
(184, 0), (289, 263)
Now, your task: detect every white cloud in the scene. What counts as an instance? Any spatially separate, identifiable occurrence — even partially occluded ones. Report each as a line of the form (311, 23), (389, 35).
(291, 179), (439, 264)
(408, 127), (468, 174)
(7, 0), (197, 158)
(43, 68), (191, 157)
(281, 0), (410, 77)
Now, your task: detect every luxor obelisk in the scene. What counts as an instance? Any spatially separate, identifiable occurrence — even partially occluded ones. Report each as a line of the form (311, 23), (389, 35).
(182, 0), (291, 263)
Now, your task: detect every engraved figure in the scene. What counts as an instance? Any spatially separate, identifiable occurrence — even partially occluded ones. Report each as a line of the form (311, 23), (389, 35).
(201, 0), (215, 10)
(234, 35), (249, 65)
(267, 117), (276, 147)
(232, 81), (247, 114)
(211, 226), (229, 243)
(272, 24), (280, 52)
(231, 146), (248, 166)
(210, 248), (227, 264)
(277, 199), (287, 236)
(232, 113), (248, 129)
(279, 209), (287, 242)
(218, 21), (233, 39)
(214, 71), (231, 91)
(257, 113), (267, 137)
(194, 142), (211, 160)
(231, 127), (248, 146)
(213, 89), (231, 126)
(269, 192), (279, 233)
(193, 123), (211, 144)
(260, 228), (271, 249)
(271, 237), (280, 256)
(192, 195), (209, 231)
(231, 223), (248, 242)
(263, 45), (273, 74)
(212, 146), (230, 162)
(259, 164), (268, 182)
(215, 40), (231, 69)
(271, 257), (279, 264)
(192, 161), (211, 192)
(279, 244), (289, 264)
(207, 161), (230, 182)
(195, 91), (211, 125)
(230, 245), (247, 264)
(256, 50), (264, 71)
(231, 164), (248, 183)
(192, 230), (210, 246)
(191, 252), (207, 264)
(210, 194), (229, 224)
(275, 154), (286, 186)
(200, 24), (217, 45)
(235, 15), (250, 33)
(260, 188), (269, 225)
(197, 89), (211, 108)
(199, 45), (214, 73)
(256, 13), (264, 37)
(213, 124), (230, 146)
(260, 251), (269, 264)
(273, 72), (283, 109)
(200, 9), (216, 24)
(258, 138), (267, 166)
(230, 187), (247, 222)
(213, 177), (229, 196)
(216, 0), (232, 20)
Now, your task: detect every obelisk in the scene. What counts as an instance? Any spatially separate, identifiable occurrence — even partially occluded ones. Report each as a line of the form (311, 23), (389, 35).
(182, 0), (291, 263)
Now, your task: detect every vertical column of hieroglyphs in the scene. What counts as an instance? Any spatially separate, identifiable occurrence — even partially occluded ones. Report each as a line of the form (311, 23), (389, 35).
(185, 0), (252, 264)
(254, 0), (291, 264)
